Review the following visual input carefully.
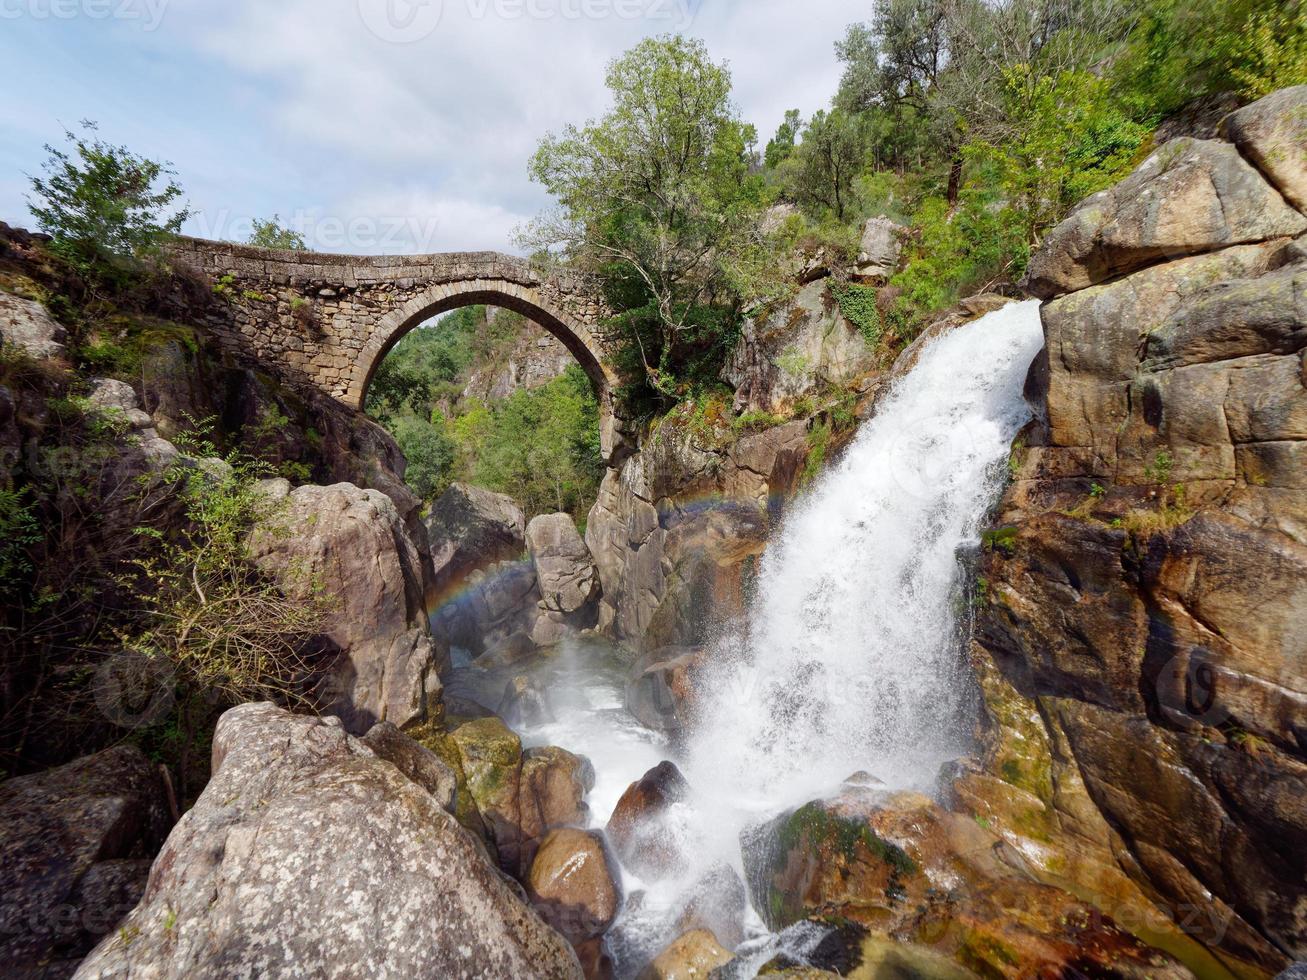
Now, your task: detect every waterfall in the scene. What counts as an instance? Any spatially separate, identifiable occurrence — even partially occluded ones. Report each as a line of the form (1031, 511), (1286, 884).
(683, 298), (1045, 812)
(507, 299), (1046, 973)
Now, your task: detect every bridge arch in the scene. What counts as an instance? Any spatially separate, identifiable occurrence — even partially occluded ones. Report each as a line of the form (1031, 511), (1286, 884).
(165, 237), (631, 463)
(349, 278), (614, 425)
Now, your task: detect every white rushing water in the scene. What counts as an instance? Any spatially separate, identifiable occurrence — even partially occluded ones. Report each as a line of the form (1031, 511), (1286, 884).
(502, 300), (1046, 974)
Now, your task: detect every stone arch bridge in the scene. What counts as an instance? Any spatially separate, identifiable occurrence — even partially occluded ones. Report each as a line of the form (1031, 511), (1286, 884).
(168, 237), (632, 461)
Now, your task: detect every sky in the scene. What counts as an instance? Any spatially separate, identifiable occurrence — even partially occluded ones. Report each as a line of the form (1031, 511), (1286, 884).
(0, 0), (856, 255)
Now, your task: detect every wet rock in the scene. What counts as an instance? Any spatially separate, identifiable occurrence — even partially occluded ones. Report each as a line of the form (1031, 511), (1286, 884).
(741, 791), (1194, 979)
(73, 704), (581, 980)
(0, 290), (67, 359)
(574, 937), (616, 980)
(360, 720), (457, 812)
(1024, 135), (1306, 299)
(676, 863), (748, 950)
(252, 482), (442, 734)
(450, 717), (592, 878)
(522, 745), (594, 836)
(499, 673), (555, 727)
(527, 828), (622, 944)
(0, 746), (168, 977)
(625, 647), (711, 735)
(637, 929), (732, 980)
(527, 512), (600, 615)
(607, 761), (691, 880)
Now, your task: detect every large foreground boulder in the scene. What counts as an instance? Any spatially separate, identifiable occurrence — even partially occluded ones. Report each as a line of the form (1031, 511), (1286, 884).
(74, 703), (581, 980)
(253, 482), (442, 734)
(0, 747), (169, 978)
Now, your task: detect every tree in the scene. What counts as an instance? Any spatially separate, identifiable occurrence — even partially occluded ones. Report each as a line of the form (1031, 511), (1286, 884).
(391, 415), (457, 502)
(788, 110), (868, 222)
(835, 0), (953, 181)
(27, 121), (189, 284)
(765, 110), (803, 169)
(247, 215), (307, 250)
(525, 35), (773, 398)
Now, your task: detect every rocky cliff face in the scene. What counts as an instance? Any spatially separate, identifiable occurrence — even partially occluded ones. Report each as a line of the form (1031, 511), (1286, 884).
(965, 86), (1307, 975)
(585, 418), (811, 648)
(462, 315), (574, 402)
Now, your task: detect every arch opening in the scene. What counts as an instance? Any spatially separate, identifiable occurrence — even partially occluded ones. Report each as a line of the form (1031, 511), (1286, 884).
(353, 285), (611, 423)
(359, 290), (615, 521)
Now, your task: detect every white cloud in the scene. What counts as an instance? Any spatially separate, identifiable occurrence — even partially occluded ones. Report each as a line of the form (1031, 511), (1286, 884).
(2, 0), (860, 251)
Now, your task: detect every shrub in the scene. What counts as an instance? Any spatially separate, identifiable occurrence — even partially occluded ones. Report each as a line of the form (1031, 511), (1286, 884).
(27, 121), (189, 289)
(247, 215), (307, 250)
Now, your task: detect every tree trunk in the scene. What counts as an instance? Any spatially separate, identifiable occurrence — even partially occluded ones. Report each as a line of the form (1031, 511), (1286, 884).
(947, 154), (964, 207)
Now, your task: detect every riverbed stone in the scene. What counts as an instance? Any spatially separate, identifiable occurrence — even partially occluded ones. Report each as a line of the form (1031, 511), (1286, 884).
(527, 828), (622, 944)
(607, 761), (691, 880)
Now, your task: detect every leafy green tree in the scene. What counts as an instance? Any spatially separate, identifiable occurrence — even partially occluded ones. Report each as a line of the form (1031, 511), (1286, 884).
(27, 121), (189, 285)
(765, 110), (803, 169)
(1114, 0), (1305, 116)
(787, 110), (868, 222)
(451, 366), (603, 520)
(392, 414), (457, 502)
(247, 215), (307, 250)
(525, 35), (774, 398)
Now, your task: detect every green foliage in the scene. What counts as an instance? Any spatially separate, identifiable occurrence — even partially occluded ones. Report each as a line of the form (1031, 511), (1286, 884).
(525, 35), (775, 400)
(26, 121), (189, 288)
(734, 409), (786, 433)
(124, 429), (330, 711)
(784, 109), (868, 222)
(977, 69), (1149, 243)
(803, 420), (833, 485)
(451, 366), (604, 520)
(1144, 450), (1175, 484)
(982, 526), (1019, 556)
(765, 109), (803, 169)
(890, 189), (1026, 330)
(0, 487), (41, 601)
(247, 215), (307, 250)
(831, 282), (882, 345)
(392, 414), (457, 503)
(1114, 0), (1306, 118)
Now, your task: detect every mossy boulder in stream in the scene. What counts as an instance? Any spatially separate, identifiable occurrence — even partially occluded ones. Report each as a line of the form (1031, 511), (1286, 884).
(739, 787), (1195, 979)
